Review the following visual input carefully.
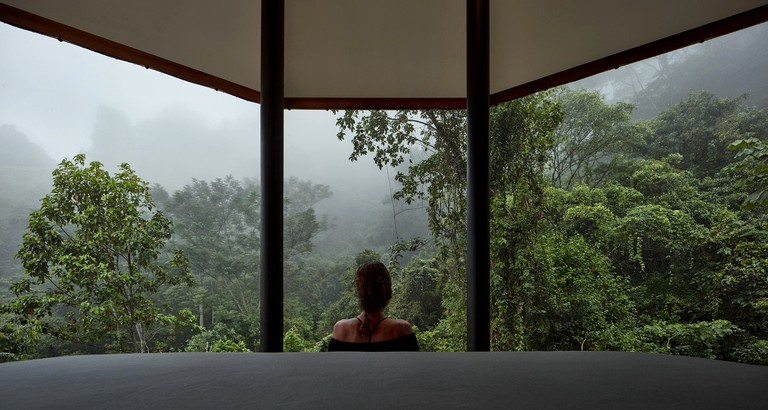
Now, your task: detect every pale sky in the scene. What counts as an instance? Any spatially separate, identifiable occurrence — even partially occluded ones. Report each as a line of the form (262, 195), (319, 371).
(0, 22), (388, 196)
(3, 20), (764, 214)
(1, 23), (253, 157)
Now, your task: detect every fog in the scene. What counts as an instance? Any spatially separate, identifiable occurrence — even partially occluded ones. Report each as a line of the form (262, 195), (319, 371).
(571, 22), (768, 116)
(0, 24), (394, 180)
(0, 22), (413, 259)
(2, 20), (767, 267)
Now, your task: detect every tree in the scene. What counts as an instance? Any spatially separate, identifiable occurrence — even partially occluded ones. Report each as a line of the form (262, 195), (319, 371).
(283, 327), (307, 352)
(336, 93), (563, 350)
(185, 322), (250, 352)
(532, 233), (637, 351)
(729, 137), (768, 210)
(284, 176), (332, 256)
(389, 256), (443, 330)
(545, 92), (768, 362)
(644, 92), (768, 179)
(549, 89), (639, 189)
(333, 86), (768, 362)
(162, 175), (333, 347)
(162, 176), (260, 332)
(7, 154), (192, 355)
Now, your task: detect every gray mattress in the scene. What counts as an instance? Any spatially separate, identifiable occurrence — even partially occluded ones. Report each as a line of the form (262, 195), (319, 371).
(1, 351), (767, 409)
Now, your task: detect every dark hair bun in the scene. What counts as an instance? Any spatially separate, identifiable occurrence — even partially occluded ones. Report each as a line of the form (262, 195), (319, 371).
(355, 262), (393, 313)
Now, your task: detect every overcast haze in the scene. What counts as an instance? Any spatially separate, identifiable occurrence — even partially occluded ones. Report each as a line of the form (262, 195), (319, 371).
(0, 22), (397, 228)
(3, 20), (765, 251)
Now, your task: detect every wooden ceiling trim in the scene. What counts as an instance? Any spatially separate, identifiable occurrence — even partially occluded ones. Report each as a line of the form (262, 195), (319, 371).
(0, 3), (261, 104)
(284, 97), (467, 110)
(491, 4), (768, 105)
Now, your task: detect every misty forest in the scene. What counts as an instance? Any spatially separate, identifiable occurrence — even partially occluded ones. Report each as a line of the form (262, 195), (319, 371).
(1, 24), (767, 364)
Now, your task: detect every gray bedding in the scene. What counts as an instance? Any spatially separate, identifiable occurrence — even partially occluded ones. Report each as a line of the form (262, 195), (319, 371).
(1, 351), (766, 409)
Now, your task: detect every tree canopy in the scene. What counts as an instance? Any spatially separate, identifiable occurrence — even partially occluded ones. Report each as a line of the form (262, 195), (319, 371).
(2, 45), (768, 364)
(4, 154), (192, 356)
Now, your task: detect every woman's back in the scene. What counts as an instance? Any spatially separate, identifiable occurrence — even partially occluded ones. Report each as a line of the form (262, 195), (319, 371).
(328, 261), (419, 352)
(329, 317), (419, 351)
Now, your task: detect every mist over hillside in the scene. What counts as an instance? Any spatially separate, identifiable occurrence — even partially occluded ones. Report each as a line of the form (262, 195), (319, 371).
(0, 107), (427, 268)
(0, 125), (55, 215)
(2, 22), (765, 272)
(572, 22), (768, 118)
(0, 125), (57, 276)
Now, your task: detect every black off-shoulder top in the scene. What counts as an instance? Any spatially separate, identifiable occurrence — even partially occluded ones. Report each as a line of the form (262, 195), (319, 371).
(328, 333), (420, 352)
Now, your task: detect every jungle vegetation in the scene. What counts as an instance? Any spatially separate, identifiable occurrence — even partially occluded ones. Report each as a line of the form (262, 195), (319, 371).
(2, 27), (767, 364)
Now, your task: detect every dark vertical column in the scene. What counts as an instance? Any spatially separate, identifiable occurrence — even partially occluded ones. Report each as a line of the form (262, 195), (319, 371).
(466, 0), (490, 351)
(260, 0), (284, 352)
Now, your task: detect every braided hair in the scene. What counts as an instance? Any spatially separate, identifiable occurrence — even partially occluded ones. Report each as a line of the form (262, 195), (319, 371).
(354, 261), (392, 337)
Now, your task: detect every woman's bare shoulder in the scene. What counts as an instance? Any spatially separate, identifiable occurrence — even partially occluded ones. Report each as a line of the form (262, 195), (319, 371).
(332, 318), (359, 339)
(388, 318), (412, 327)
(386, 318), (413, 335)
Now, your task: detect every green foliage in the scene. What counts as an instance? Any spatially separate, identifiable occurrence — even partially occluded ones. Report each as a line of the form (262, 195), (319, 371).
(6, 154), (192, 355)
(355, 249), (383, 266)
(414, 323), (462, 352)
(728, 137), (768, 210)
(389, 257), (443, 330)
(283, 327), (307, 352)
(629, 157), (698, 204)
(714, 241), (768, 335)
(562, 204), (615, 246)
(496, 233), (637, 351)
(638, 320), (739, 359)
(312, 333), (333, 352)
(546, 234), (637, 350)
(185, 322), (250, 352)
(549, 88), (640, 189)
(284, 255), (348, 342)
(616, 206), (701, 272)
(6, 67), (767, 363)
(645, 92), (768, 179)
(163, 176), (260, 326)
(330, 87), (768, 364)
(601, 184), (645, 217)
(150, 307), (198, 352)
(161, 175), (333, 349)
(547, 90), (768, 361)
(337, 93), (564, 351)
(284, 177), (332, 257)
(487, 95), (567, 351)
(730, 338), (768, 365)
(0, 300), (39, 359)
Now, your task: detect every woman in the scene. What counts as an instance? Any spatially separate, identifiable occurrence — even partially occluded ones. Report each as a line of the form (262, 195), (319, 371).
(328, 261), (419, 351)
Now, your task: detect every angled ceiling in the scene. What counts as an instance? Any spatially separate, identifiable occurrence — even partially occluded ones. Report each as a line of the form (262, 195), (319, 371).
(1, 0), (767, 109)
